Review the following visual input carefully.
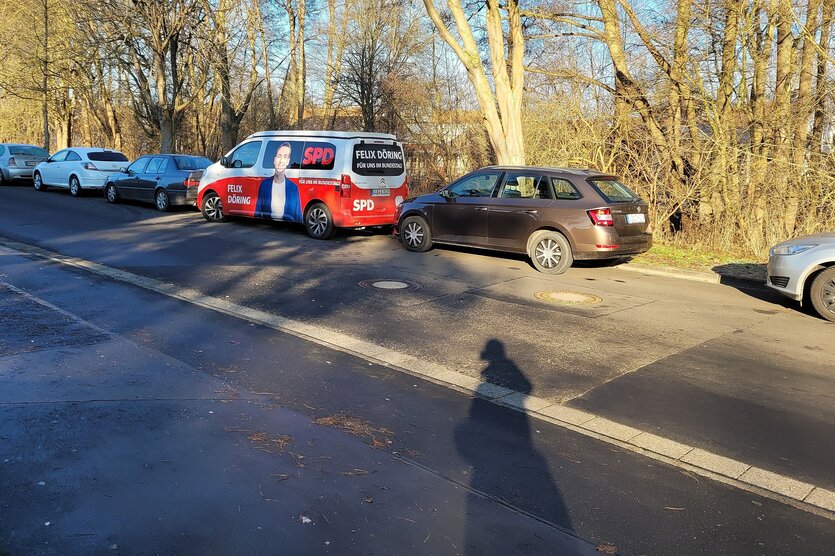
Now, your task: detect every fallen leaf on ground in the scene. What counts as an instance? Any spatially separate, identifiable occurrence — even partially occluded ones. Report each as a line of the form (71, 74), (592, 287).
(596, 543), (617, 554)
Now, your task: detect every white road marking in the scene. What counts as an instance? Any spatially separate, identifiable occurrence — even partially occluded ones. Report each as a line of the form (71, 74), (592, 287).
(1, 237), (832, 520)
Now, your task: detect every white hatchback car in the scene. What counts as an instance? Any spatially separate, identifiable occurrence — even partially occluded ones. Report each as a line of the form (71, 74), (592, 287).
(767, 232), (835, 322)
(33, 147), (129, 197)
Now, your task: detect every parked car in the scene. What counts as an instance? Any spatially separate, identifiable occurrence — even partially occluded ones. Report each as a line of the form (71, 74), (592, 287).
(395, 166), (652, 274)
(197, 130), (408, 239)
(0, 144), (49, 185)
(767, 232), (835, 322)
(32, 147), (129, 196)
(104, 154), (213, 211)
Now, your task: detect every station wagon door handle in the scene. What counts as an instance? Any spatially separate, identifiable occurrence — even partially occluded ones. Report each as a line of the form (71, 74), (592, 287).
(523, 210), (538, 215)
(474, 207), (489, 211)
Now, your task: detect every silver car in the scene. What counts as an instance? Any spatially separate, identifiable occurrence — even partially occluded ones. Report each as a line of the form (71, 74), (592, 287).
(0, 144), (50, 185)
(767, 232), (835, 322)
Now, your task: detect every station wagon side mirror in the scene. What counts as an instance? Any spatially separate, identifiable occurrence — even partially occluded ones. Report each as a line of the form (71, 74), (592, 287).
(220, 156), (229, 167)
(439, 189), (450, 198)
(46, 157), (54, 163)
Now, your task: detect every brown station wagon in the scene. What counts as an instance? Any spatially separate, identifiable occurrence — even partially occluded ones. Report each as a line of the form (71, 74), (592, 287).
(395, 166), (652, 273)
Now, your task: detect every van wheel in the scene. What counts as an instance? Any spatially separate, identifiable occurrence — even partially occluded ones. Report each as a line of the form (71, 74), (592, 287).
(201, 191), (227, 222)
(305, 203), (335, 239)
(33, 172), (47, 191)
(105, 183), (119, 203)
(809, 267), (835, 323)
(528, 230), (573, 274)
(400, 215), (432, 252)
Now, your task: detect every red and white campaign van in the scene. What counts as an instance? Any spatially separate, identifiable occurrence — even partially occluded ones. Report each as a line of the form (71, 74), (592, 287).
(197, 131), (409, 239)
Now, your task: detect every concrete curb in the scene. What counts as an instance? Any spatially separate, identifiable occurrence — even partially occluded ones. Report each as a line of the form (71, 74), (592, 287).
(1, 236), (831, 521)
(620, 262), (766, 286)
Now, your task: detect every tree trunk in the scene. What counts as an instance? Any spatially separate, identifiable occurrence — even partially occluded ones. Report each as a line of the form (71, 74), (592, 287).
(811, 0), (834, 153)
(421, 0), (525, 164)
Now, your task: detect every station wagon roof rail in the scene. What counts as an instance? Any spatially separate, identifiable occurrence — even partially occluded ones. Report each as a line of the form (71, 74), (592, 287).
(480, 165), (611, 176)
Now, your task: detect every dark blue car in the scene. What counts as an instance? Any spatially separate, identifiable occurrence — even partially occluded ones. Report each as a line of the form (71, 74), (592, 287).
(104, 154), (213, 211)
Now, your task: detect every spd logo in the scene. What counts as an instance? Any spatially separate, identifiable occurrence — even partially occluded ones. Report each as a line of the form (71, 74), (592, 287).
(303, 146), (335, 166)
(353, 199), (375, 211)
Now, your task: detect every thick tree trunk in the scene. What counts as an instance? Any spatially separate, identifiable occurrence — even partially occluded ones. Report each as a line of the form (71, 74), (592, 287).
(422, 0), (525, 164)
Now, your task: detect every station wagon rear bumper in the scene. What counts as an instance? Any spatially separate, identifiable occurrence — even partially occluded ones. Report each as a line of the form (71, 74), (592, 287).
(573, 233), (653, 260)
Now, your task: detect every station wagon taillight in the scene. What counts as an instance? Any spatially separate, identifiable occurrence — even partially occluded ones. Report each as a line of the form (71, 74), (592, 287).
(83, 162), (98, 171)
(340, 174), (352, 197)
(588, 208), (614, 227)
(7, 157), (16, 167)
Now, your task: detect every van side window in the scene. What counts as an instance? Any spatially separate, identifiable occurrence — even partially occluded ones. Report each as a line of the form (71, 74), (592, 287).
(229, 141), (262, 169)
(301, 142), (336, 170)
(549, 177), (582, 200)
(263, 141), (304, 170)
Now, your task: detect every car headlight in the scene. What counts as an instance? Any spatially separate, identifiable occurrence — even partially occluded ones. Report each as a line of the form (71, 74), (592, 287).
(770, 244), (818, 256)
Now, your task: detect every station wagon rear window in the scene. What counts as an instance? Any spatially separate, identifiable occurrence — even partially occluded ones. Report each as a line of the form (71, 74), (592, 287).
(352, 144), (404, 176)
(588, 179), (640, 203)
(88, 151), (129, 162)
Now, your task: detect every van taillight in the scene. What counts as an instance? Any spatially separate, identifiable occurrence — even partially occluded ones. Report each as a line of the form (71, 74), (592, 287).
(340, 174), (352, 197)
(184, 171), (202, 188)
(588, 208), (614, 227)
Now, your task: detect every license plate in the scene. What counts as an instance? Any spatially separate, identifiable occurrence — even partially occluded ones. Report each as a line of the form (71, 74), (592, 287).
(370, 188), (389, 196)
(26, 161), (35, 167)
(626, 213), (646, 224)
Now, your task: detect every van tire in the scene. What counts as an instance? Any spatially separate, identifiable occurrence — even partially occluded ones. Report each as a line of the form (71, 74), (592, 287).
(201, 191), (227, 222)
(400, 215), (433, 252)
(305, 202), (336, 240)
(527, 230), (573, 274)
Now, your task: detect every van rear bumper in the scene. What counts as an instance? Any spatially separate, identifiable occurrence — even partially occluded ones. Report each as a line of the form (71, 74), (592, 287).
(334, 212), (397, 228)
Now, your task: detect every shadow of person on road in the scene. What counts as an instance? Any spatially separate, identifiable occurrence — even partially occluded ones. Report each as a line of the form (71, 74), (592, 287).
(454, 339), (574, 555)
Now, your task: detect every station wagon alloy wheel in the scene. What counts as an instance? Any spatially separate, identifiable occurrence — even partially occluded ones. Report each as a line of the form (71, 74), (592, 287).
(403, 221), (424, 248)
(535, 239), (562, 269)
(528, 230), (573, 274)
(399, 215), (433, 252)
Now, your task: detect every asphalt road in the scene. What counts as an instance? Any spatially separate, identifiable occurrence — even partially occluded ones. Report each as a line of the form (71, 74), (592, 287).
(1, 183), (834, 553)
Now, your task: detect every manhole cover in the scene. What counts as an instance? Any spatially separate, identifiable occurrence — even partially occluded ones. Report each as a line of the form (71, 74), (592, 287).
(358, 279), (420, 291)
(535, 290), (602, 305)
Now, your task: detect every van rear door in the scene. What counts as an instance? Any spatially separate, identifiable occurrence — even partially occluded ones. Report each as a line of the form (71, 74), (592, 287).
(348, 141), (407, 221)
